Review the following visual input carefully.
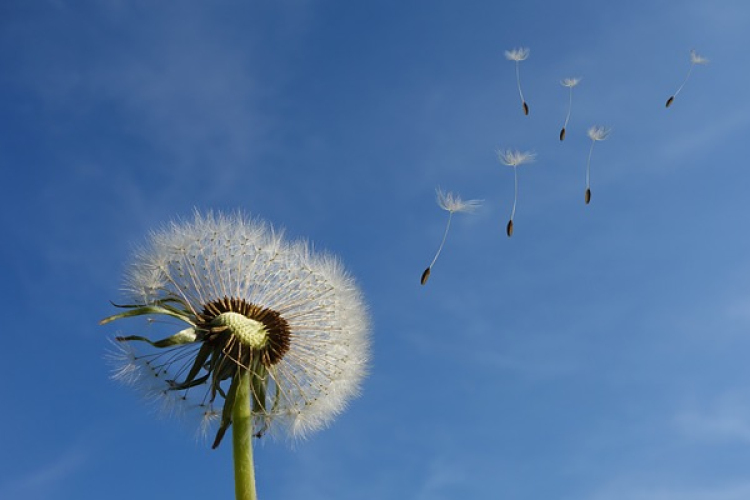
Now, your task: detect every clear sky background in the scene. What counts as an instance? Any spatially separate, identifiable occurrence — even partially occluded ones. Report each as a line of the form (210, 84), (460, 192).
(2, 1), (750, 499)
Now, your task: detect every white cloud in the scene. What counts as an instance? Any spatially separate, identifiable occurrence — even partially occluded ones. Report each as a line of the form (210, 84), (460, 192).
(588, 481), (750, 500)
(657, 103), (750, 170)
(414, 455), (469, 500)
(675, 392), (750, 444)
(0, 444), (89, 500)
(9, 3), (313, 201)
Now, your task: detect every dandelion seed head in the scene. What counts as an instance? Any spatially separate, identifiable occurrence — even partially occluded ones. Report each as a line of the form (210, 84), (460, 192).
(561, 77), (581, 87)
(587, 125), (611, 142)
(106, 339), (143, 386)
(198, 408), (221, 442)
(435, 188), (482, 214)
(690, 49), (709, 65)
(504, 47), (529, 62)
(497, 149), (536, 167)
(106, 210), (370, 442)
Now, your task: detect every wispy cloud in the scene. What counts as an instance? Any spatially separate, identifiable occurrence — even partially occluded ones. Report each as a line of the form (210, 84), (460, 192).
(657, 104), (750, 169)
(414, 456), (469, 500)
(674, 392), (750, 444)
(723, 294), (750, 326)
(588, 481), (750, 500)
(0, 444), (90, 500)
(8, 3), (311, 203)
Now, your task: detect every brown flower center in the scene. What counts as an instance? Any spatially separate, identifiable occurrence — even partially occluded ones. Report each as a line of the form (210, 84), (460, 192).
(198, 297), (291, 366)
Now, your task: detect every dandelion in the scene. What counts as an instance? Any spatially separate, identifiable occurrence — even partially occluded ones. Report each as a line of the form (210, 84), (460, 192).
(559, 77), (581, 141)
(584, 126), (611, 204)
(505, 47), (530, 115)
(101, 210), (370, 500)
(497, 149), (536, 236)
(420, 188), (482, 285)
(666, 49), (708, 108)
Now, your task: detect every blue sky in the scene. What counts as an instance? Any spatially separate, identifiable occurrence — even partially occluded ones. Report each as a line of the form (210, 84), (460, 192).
(2, 1), (750, 499)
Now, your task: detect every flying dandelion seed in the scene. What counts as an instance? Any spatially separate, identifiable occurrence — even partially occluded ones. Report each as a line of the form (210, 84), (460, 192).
(559, 77), (581, 141)
(497, 149), (536, 236)
(584, 126), (611, 204)
(421, 188), (481, 285)
(666, 49), (708, 108)
(101, 210), (370, 500)
(505, 47), (530, 115)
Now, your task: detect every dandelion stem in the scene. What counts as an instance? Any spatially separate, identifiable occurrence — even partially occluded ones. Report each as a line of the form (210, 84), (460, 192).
(233, 369), (257, 500)
(428, 211), (454, 269)
(563, 86), (573, 131)
(510, 167), (518, 222)
(585, 140), (595, 191)
(515, 62), (526, 113)
(673, 63), (695, 99)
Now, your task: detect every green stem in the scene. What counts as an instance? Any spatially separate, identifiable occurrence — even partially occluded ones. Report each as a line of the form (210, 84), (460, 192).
(233, 369), (257, 500)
